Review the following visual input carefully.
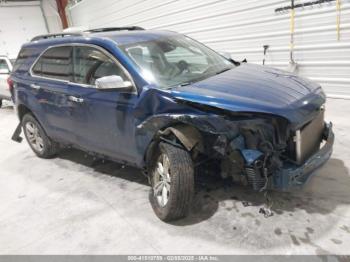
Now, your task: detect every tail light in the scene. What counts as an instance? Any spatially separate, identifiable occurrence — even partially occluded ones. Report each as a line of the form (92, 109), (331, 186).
(7, 77), (14, 92)
(7, 77), (15, 99)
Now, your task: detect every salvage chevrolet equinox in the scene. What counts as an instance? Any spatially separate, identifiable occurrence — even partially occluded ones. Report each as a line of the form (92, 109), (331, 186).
(10, 27), (334, 221)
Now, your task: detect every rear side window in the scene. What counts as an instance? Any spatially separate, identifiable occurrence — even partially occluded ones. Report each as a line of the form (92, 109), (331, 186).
(32, 46), (73, 81)
(73, 46), (128, 85)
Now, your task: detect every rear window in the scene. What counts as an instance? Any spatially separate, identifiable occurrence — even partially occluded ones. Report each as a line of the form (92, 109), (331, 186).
(32, 46), (73, 81)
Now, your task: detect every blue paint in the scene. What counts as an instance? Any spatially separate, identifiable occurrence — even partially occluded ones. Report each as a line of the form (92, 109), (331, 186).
(241, 149), (264, 165)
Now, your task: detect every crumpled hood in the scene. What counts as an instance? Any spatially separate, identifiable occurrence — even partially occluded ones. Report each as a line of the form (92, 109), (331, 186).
(171, 64), (325, 127)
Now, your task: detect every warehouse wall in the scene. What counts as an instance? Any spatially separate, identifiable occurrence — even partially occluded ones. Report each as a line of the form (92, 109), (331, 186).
(42, 0), (64, 34)
(0, 0), (62, 59)
(68, 0), (350, 97)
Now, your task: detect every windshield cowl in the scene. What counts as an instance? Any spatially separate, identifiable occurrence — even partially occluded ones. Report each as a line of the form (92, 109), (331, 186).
(171, 67), (234, 88)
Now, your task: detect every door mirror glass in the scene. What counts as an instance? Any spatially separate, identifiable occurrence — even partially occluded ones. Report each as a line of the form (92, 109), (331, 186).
(0, 68), (10, 74)
(95, 75), (133, 90)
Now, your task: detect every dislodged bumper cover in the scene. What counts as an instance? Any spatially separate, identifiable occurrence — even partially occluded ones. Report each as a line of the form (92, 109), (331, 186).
(272, 122), (334, 191)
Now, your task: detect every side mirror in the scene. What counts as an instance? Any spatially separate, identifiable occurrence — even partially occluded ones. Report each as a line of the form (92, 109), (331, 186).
(0, 68), (10, 75)
(95, 75), (133, 90)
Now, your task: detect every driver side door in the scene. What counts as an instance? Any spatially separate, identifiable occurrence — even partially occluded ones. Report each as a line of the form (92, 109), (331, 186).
(67, 45), (139, 163)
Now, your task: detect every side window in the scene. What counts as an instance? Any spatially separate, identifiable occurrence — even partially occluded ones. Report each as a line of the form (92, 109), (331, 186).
(32, 46), (73, 81)
(0, 59), (9, 70)
(73, 46), (128, 86)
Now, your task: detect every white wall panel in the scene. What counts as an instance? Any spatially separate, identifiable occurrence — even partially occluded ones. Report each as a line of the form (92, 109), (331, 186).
(0, 1), (48, 59)
(42, 0), (64, 34)
(69, 0), (350, 97)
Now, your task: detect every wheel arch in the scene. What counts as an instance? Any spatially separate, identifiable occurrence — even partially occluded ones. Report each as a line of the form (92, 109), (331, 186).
(17, 103), (33, 121)
(143, 122), (204, 171)
(17, 104), (50, 137)
(136, 113), (225, 169)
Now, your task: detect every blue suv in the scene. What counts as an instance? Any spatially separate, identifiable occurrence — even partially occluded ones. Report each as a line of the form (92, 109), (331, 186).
(10, 27), (334, 221)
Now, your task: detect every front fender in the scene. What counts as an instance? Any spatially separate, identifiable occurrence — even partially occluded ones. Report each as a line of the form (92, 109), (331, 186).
(134, 112), (241, 167)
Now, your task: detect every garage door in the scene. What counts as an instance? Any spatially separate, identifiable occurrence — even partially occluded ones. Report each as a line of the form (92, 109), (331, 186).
(68, 0), (350, 98)
(0, 1), (49, 59)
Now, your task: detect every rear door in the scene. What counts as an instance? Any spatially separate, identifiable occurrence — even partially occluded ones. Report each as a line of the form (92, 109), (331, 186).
(30, 46), (76, 143)
(66, 45), (139, 162)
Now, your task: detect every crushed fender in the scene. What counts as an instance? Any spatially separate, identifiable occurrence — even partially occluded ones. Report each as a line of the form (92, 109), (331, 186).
(136, 100), (333, 192)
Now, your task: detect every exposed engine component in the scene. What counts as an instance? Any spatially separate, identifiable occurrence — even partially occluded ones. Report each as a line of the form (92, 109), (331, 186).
(216, 120), (279, 191)
(245, 165), (266, 191)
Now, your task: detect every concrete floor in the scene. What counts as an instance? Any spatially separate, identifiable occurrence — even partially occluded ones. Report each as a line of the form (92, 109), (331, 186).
(0, 98), (350, 255)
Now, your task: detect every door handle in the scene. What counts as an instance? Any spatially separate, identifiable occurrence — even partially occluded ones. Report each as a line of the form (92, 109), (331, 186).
(68, 95), (84, 103)
(30, 84), (41, 90)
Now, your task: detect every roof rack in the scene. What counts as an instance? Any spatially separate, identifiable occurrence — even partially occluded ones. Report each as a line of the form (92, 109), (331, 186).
(31, 33), (82, 42)
(30, 26), (145, 42)
(86, 26), (145, 33)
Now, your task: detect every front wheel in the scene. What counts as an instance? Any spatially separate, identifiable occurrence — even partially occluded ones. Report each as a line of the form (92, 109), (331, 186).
(149, 142), (194, 222)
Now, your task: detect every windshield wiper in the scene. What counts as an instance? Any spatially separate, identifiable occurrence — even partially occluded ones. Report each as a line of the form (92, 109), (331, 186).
(215, 67), (231, 75)
(177, 82), (192, 87)
(172, 68), (231, 88)
(175, 77), (206, 87)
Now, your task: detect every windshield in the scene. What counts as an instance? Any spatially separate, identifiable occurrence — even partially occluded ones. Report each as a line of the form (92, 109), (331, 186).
(119, 35), (234, 88)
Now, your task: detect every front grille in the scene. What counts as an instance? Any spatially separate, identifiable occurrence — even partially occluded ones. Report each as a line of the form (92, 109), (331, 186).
(294, 110), (324, 164)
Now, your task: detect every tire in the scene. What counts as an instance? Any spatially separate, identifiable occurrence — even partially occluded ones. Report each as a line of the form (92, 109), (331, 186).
(22, 113), (58, 158)
(0, 99), (2, 108)
(149, 142), (194, 221)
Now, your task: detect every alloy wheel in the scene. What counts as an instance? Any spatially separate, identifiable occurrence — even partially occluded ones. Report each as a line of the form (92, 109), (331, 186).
(153, 154), (171, 207)
(25, 121), (44, 153)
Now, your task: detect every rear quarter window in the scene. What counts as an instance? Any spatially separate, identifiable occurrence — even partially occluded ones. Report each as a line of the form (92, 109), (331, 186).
(13, 47), (37, 73)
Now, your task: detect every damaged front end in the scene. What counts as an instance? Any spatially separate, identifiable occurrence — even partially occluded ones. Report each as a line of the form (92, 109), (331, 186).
(208, 114), (290, 192)
(139, 101), (334, 192)
(215, 114), (334, 192)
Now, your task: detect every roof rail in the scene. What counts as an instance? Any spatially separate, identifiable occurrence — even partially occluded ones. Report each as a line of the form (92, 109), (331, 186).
(86, 26), (145, 33)
(30, 27), (145, 42)
(31, 33), (82, 42)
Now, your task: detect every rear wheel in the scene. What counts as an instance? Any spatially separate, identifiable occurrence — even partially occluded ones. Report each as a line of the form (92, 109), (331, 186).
(149, 142), (194, 221)
(22, 113), (58, 158)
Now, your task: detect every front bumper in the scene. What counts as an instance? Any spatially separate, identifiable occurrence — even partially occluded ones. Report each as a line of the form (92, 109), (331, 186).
(272, 122), (334, 191)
